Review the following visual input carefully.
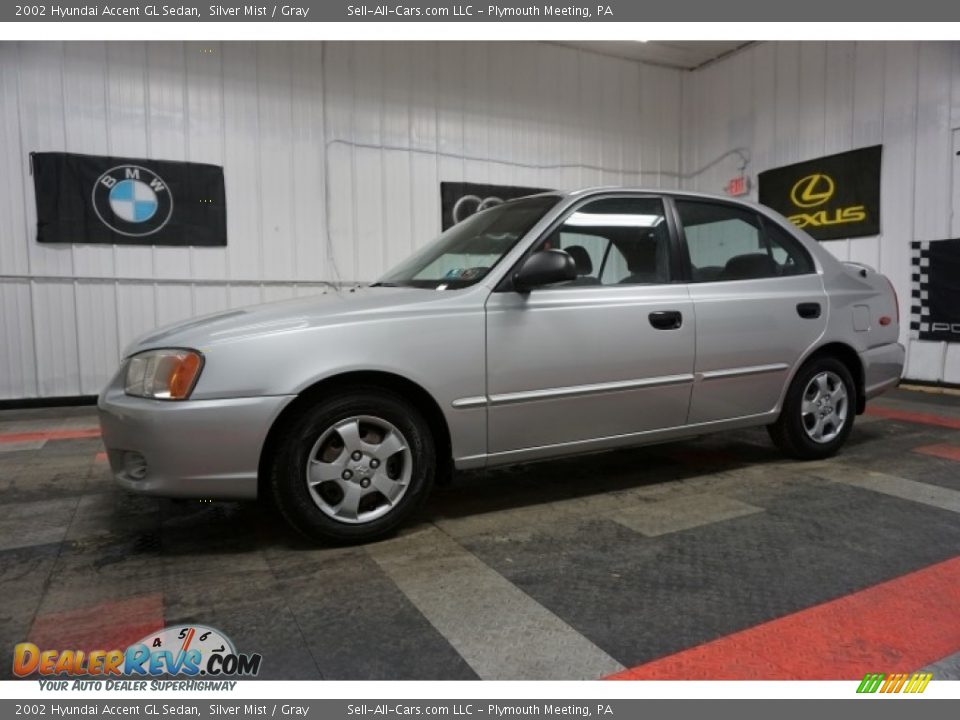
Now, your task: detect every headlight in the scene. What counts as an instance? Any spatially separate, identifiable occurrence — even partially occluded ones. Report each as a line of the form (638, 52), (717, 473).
(124, 349), (204, 400)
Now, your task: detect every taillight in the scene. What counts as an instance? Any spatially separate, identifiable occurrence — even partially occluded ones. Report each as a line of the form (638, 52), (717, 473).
(884, 276), (900, 325)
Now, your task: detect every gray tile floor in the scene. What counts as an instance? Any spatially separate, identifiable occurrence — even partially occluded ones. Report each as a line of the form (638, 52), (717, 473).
(1, 388), (959, 681)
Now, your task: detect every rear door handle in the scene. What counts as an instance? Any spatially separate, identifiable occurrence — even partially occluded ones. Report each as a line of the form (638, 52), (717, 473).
(649, 310), (683, 330)
(796, 302), (822, 319)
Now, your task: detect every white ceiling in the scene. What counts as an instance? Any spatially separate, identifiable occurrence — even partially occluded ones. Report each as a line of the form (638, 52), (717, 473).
(553, 41), (753, 70)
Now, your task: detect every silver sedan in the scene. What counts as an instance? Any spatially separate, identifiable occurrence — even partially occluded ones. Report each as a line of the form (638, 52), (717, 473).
(99, 188), (905, 543)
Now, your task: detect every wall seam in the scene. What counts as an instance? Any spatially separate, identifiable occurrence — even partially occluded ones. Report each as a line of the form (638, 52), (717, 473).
(14, 42), (41, 398)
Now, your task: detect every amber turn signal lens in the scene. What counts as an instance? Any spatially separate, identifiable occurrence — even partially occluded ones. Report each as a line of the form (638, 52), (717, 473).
(168, 352), (203, 399)
(124, 349), (204, 400)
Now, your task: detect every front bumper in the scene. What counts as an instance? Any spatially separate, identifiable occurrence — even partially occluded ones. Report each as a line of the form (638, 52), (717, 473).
(98, 377), (294, 500)
(860, 342), (906, 400)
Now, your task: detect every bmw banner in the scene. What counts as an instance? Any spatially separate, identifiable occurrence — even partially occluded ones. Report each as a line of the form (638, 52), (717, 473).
(758, 145), (882, 241)
(441, 182), (550, 231)
(31, 151), (226, 246)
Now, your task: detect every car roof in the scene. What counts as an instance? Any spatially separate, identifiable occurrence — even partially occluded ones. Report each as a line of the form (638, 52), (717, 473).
(526, 186), (781, 219)
(557, 186), (759, 205)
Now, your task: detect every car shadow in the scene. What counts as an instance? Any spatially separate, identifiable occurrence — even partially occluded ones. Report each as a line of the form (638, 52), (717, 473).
(422, 428), (783, 523)
(149, 422), (896, 553)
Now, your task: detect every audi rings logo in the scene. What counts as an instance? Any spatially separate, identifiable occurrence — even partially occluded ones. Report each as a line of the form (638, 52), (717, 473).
(451, 194), (504, 224)
(789, 173), (835, 209)
(92, 165), (173, 237)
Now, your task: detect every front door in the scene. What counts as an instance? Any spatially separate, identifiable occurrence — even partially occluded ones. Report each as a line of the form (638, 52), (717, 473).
(484, 195), (696, 459)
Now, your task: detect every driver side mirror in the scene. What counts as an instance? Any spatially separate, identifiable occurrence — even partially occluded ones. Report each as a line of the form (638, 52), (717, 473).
(512, 249), (578, 293)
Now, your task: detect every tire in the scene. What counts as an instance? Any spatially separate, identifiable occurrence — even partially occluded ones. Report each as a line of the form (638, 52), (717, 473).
(767, 356), (856, 460)
(270, 386), (436, 544)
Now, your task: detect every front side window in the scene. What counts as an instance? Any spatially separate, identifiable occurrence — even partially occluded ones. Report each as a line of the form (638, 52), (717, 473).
(676, 200), (814, 282)
(376, 196), (560, 289)
(534, 197), (672, 287)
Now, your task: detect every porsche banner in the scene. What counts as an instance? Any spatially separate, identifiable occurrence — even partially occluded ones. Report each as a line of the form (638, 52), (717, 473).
(758, 145), (882, 241)
(31, 151), (226, 246)
(911, 238), (960, 343)
(441, 182), (550, 231)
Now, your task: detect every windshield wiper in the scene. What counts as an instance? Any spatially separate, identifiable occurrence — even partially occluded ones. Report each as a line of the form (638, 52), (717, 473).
(369, 282), (400, 287)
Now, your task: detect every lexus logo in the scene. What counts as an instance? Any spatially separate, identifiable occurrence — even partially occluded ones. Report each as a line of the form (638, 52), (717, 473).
(790, 173), (835, 208)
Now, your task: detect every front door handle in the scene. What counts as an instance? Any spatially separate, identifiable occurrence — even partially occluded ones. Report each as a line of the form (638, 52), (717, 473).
(797, 302), (822, 319)
(649, 310), (683, 330)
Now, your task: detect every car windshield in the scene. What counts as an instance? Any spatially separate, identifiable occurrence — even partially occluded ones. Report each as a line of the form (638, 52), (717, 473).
(374, 195), (560, 289)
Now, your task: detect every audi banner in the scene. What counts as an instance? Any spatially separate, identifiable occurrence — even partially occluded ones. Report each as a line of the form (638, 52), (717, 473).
(441, 182), (550, 231)
(31, 151), (227, 246)
(911, 238), (960, 343)
(758, 145), (882, 241)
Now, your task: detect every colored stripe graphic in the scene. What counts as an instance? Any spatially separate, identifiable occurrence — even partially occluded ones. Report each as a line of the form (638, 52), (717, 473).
(864, 406), (960, 430)
(608, 556), (960, 680)
(856, 673), (885, 693)
(0, 428), (101, 444)
(856, 672), (932, 694)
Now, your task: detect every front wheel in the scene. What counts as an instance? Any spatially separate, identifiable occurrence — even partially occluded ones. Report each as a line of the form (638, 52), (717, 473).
(270, 387), (436, 544)
(768, 356), (856, 460)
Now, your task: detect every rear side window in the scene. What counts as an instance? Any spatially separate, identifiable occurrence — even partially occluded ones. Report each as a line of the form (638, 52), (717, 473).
(676, 200), (814, 282)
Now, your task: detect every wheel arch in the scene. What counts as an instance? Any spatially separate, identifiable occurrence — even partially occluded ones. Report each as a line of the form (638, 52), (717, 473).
(795, 341), (866, 414)
(257, 370), (454, 501)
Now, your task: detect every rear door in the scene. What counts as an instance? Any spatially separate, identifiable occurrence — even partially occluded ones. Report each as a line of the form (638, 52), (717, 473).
(484, 194), (696, 458)
(672, 198), (828, 425)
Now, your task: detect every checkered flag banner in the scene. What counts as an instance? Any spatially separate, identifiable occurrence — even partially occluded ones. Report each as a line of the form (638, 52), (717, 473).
(911, 238), (960, 342)
(911, 240), (930, 339)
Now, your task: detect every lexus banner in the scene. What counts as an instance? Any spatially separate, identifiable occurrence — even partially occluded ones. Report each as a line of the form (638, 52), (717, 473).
(441, 181), (550, 230)
(31, 151), (227, 246)
(758, 145), (882, 241)
(911, 238), (960, 343)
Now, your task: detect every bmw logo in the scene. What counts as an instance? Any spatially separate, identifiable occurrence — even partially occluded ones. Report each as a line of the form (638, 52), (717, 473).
(92, 164), (173, 237)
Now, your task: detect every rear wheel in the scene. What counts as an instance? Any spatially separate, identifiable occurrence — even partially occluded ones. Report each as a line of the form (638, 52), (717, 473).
(768, 356), (856, 460)
(271, 387), (436, 543)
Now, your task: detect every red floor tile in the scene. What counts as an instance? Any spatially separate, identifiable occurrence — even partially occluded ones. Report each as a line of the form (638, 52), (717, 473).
(913, 444), (960, 463)
(608, 555), (960, 680)
(0, 428), (101, 444)
(27, 593), (164, 654)
(865, 406), (960, 430)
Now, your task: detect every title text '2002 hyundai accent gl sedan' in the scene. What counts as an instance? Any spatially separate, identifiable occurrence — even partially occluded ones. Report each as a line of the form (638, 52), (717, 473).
(99, 188), (905, 543)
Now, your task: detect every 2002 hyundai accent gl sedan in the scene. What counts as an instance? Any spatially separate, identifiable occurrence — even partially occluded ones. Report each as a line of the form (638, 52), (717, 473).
(99, 188), (905, 543)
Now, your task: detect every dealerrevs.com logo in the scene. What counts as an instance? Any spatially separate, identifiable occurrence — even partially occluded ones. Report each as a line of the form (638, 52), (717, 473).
(14, 624), (262, 689)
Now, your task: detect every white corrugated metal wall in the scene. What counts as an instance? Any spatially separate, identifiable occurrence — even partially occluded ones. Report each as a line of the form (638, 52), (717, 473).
(4, 40), (958, 400)
(0, 41), (683, 400)
(681, 41), (960, 384)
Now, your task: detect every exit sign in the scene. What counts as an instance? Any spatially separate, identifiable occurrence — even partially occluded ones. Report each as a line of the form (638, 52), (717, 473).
(726, 175), (751, 196)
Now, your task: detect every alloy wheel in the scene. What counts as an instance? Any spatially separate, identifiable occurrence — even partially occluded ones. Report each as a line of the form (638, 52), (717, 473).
(800, 370), (848, 444)
(305, 415), (412, 524)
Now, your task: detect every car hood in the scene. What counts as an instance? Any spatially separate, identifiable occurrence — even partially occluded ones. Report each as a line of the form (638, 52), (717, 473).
(123, 285), (459, 356)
